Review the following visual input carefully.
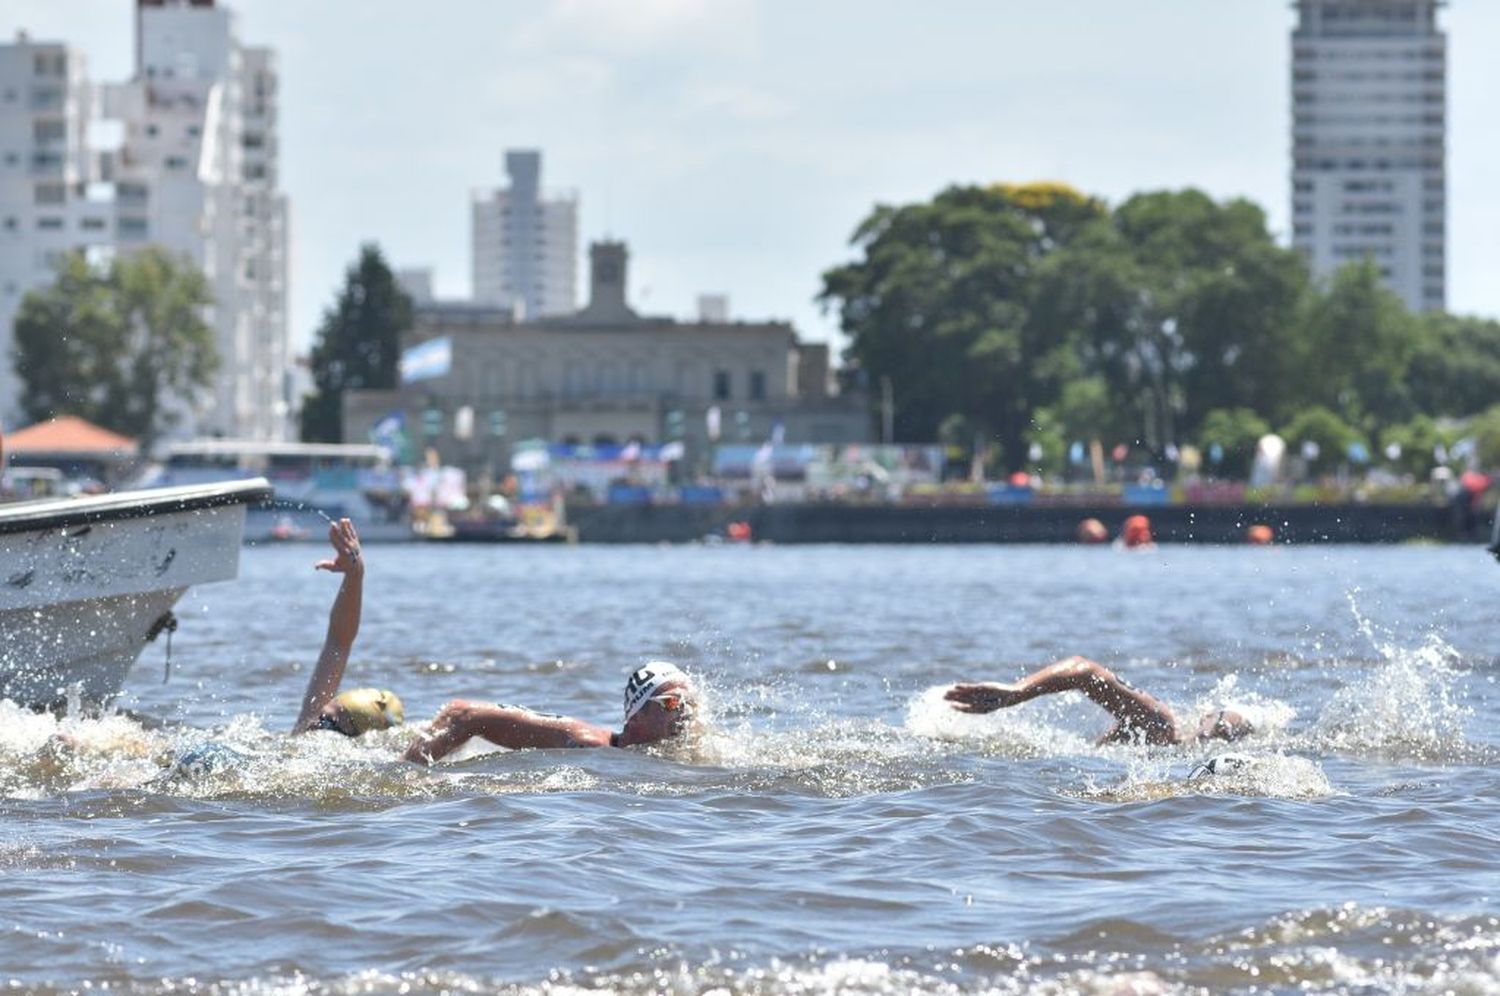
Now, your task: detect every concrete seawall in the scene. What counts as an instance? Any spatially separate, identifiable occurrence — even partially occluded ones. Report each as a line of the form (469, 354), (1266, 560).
(568, 502), (1495, 545)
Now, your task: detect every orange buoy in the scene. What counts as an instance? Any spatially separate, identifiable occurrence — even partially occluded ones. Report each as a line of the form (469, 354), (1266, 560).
(1076, 517), (1109, 544)
(1247, 524), (1274, 545)
(1122, 514), (1153, 548)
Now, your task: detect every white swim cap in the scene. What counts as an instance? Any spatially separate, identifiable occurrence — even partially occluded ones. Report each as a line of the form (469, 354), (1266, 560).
(1188, 752), (1252, 780)
(623, 661), (688, 722)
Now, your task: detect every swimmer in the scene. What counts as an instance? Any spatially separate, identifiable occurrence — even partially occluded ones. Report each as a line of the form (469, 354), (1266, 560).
(944, 656), (1253, 747)
(403, 660), (697, 764)
(290, 518), (404, 738)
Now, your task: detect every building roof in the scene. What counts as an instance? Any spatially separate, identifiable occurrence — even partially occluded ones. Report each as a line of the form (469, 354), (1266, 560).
(4, 416), (139, 457)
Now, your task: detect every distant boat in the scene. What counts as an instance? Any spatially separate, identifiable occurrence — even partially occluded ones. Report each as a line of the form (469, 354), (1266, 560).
(131, 440), (412, 542)
(0, 478), (271, 710)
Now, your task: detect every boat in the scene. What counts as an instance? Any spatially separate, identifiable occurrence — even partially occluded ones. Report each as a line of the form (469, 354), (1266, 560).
(0, 478), (272, 710)
(130, 440), (413, 542)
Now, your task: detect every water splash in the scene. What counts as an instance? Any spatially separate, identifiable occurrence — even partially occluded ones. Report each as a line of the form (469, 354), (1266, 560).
(903, 685), (1093, 758)
(1309, 595), (1474, 760)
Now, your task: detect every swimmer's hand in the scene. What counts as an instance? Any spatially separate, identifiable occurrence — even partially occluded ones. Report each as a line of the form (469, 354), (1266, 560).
(314, 518), (363, 576)
(944, 682), (1025, 713)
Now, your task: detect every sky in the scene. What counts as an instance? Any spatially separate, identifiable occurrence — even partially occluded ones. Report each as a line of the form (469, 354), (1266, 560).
(4, 0), (1498, 355)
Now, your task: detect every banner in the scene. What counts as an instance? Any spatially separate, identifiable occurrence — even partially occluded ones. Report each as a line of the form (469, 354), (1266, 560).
(399, 337), (452, 384)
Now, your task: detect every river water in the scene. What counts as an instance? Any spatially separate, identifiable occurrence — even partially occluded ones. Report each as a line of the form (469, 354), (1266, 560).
(2, 543), (1497, 994)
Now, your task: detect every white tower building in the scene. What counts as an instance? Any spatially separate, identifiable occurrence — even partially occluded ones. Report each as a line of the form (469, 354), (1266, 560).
(1291, 0), (1446, 313)
(471, 150), (577, 319)
(0, 0), (290, 438)
(0, 36), (97, 425)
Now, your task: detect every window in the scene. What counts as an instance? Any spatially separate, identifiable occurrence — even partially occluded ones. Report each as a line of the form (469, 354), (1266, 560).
(118, 216), (148, 239)
(713, 370), (731, 401)
(32, 119), (64, 144)
(80, 217), (106, 231)
(36, 216), (63, 230)
(34, 183), (65, 205)
(749, 370), (766, 402)
(165, 155), (188, 170)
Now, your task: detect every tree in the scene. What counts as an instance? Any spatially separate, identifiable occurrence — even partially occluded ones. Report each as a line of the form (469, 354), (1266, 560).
(1406, 313), (1500, 419)
(1291, 260), (1419, 439)
(1281, 407), (1362, 477)
(1048, 191), (1309, 451)
(300, 243), (411, 442)
(1379, 415), (1450, 479)
(11, 248), (217, 444)
(1197, 408), (1271, 480)
(819, 183), (1107, 470)
(1469, 405), (1500, 470)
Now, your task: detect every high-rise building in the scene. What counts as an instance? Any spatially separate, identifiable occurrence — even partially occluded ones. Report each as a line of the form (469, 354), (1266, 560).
(0, 36), (95, 426)
(471, 149), (577, 319)
(0, 0), (290, 438)
(1291, 0), (1446, 313)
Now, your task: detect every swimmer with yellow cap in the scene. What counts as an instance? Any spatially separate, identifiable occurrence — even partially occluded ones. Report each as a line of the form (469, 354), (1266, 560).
(402, 660), (698, 764)
(290, 518), (404, 738)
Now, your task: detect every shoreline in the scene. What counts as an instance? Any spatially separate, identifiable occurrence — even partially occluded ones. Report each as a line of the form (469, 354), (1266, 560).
(564, 501), (1494, 545)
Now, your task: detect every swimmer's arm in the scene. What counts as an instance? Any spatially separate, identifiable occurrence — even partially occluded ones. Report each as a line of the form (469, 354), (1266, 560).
(946, 656), (1102, 712)
(292, 519), (364, 734)
(946, 657), (1176, 738)
(403, 700), (612, 764)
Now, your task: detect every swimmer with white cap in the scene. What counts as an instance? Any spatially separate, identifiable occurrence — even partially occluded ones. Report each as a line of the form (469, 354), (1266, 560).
(944, 656), (1253, 747)
(290, 518), (404, 738)
(402, 660), (698, 764)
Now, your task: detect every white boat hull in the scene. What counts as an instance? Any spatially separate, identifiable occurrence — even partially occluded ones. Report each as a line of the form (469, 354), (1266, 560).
(0, 479), (270, 710)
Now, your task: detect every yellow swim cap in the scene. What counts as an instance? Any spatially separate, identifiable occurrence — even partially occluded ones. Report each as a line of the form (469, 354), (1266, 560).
(333, 687), (405, 735)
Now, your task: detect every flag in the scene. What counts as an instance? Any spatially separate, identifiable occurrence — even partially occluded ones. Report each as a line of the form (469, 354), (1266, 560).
(660, 441), (685, 462)
(770, 420), (785, 445)
(399, 337), (452, 384)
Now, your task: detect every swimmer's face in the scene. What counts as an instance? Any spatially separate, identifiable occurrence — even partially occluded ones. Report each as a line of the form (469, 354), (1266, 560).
(1195, 709), (1254, 743)
(621, 681), (697, 745)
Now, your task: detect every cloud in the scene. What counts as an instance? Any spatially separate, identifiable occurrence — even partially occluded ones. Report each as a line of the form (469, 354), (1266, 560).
(513, 0), (758, 57)
(686, 83), (791, 121)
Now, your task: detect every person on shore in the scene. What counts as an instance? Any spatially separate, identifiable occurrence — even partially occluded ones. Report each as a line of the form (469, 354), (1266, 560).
(402, 660), (697, 764)
(290, 517), (405, 738)
(943, 656), (1252, 747)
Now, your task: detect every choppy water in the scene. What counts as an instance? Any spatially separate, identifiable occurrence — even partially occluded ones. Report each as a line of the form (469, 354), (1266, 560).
(2, 544), (1498, 995)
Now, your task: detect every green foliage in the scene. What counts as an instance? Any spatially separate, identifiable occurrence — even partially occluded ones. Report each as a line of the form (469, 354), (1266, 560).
(1407, 313), (1500, 419)
(819, 183), (1108, 470)
(300, 243), (411, 442)
(1293, 260), (1419, 437)
(11, 248), (217, 443)
(823, 182), (1489, 478)
(1469, 405), (1500, 469)
(1281, 407), (1363, 476)
(1197, 408), (1271, 479)
(1379, 415), (1449, 478)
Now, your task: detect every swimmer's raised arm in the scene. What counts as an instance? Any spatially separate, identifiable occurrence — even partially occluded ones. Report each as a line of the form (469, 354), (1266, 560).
(402, 699), (612, 764)
(292, 519), (365, 734)
(945, 656), (1179, 745)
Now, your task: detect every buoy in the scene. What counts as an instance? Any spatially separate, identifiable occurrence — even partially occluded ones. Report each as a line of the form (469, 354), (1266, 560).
(1122, 514), (1153, 548)
(726, 521), (752, 543)
(1076, 517), (1109, 544)
(1247, 524), (1274, 545)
